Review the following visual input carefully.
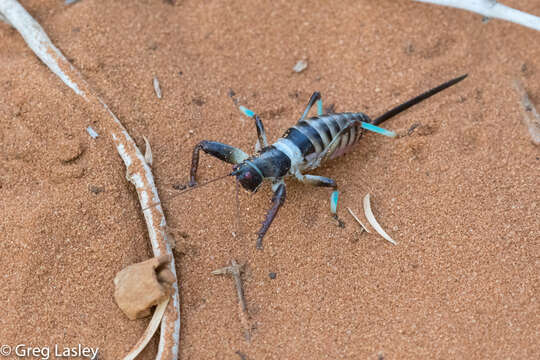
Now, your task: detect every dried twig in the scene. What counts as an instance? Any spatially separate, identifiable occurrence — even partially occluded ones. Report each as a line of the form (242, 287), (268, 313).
(414, 0), (540, 31)
(212, 260), (251, 340)
(0, 1), (180, 359)
(513, 79), (540, 146)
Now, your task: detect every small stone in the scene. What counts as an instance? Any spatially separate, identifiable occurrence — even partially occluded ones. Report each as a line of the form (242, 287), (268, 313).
(172, 183), (187, 190)
(88, 185), (104, 194)
(269, 272), (277, 279)
(293, 60), (308, 73)
(192, 97), (205, 106)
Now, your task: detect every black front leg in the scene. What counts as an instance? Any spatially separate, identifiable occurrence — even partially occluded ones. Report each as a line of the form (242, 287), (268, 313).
(256, 182), (286, 250)
(189, 140), (248, 186)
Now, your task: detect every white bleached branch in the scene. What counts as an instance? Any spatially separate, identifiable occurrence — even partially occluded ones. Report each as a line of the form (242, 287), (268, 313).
(414, 0), (540, 31)
(0, 12), (10, 24)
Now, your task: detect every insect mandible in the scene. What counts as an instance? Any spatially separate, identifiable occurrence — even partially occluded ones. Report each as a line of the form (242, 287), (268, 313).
(188, 74), (467, 249)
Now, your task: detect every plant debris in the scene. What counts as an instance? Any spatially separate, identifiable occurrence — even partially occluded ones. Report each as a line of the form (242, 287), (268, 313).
(86, 126), (99, 139)
(513, 79), (540, 145)
(143, 136), (153, 166)
(153, 76), (162, 99)
(363, 194), (397, 245)
(293, 59), (308, 73)
(212, 259), (251, 340)
(347, 207), (370, 233)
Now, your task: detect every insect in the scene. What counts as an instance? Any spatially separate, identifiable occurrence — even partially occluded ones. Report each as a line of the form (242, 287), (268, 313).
(188, 74), (467, 249)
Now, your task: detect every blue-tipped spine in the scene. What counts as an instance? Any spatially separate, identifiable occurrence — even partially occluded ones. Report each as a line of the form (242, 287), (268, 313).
(239, 105), (255, 118)
(330, 191), (339, 214)
(361, 122), (397, 138)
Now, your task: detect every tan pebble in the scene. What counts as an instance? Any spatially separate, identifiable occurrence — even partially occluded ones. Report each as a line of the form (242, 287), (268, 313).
(113, 255), (174, 320)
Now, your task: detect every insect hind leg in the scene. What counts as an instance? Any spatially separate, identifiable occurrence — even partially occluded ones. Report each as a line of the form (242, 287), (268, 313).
(300, 92), (323, 121)
(295, 172), (343, 226)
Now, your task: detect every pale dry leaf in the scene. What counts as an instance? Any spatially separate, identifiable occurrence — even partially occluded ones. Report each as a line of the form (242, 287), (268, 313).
(363, 194), (397, 245)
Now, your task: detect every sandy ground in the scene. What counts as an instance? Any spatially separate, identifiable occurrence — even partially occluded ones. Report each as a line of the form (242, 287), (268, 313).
(1, 0), (539, 359)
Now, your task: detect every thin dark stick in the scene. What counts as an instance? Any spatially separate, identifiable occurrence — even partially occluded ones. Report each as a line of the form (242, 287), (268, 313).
(233, 179), (242, 237)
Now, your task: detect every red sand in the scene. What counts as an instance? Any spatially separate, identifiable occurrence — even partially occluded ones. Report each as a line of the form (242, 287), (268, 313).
(1, 1), (539, 359)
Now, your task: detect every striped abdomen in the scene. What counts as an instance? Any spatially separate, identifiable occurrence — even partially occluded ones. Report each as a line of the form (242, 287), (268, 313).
(282, 112), (371, 167)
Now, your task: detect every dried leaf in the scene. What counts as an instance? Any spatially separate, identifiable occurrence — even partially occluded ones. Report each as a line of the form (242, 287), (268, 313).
(363, 194), (397, 245)
(143, 136), (153, 166)
(153, 76), (162, 99)
(122, 298), (169, 360)
(347, 207), (370, 233)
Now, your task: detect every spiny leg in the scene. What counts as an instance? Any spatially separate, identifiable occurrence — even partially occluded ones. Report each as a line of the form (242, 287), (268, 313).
(295, 173), (337, 189)
(256, 182), (286, 250)
(299, 91), (323, 121)
(189, 140), (248, 186)
(295, 172), (343, 227)
(239, 106), (268, 152)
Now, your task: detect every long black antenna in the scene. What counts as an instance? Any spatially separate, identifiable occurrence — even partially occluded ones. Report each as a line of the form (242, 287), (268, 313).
(142, 172), (230, 211)
(233, 178), (242, 238)
(373, 74), (467, 126)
